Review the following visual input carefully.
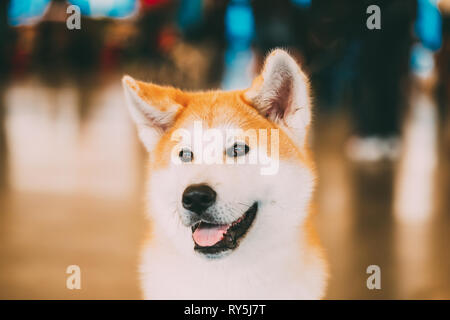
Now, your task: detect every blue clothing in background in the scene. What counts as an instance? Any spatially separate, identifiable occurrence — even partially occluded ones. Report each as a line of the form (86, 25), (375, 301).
(8, 0), (50, 26)
(222, 0), (255, 90)
(291, 0), (311, 9)
(412, 0), (442, 75)
(8, 0), (137, 25)
(415, 0), (442, 51)
(177, 0), (203, 34)
(69, 0), (136, 18)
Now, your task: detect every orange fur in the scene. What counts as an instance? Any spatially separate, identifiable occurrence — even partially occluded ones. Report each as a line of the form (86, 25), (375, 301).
(129, 85), (313, 171)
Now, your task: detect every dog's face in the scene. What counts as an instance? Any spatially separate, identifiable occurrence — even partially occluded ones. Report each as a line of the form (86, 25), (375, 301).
(123, 50), (315, 260)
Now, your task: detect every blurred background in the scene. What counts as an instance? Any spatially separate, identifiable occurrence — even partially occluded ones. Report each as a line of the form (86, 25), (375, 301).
(0, 0), (449, 299)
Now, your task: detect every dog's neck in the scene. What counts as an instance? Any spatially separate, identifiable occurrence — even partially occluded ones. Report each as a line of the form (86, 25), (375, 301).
(139, 224), (326, 299)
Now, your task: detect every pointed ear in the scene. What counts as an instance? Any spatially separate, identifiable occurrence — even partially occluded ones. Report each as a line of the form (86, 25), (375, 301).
(122, 75), (187, 151)
(243, 49), (312, 144)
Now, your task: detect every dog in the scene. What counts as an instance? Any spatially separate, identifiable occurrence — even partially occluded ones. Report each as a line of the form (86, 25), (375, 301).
(122, 49), (328, 299)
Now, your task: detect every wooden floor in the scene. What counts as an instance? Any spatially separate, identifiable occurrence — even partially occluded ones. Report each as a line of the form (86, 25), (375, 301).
(0, 76), (448, 299)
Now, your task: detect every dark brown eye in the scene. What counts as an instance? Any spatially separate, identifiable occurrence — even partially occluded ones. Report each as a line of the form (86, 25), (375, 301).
(179, 148), (193, 162)
(226, 143), (249, 158)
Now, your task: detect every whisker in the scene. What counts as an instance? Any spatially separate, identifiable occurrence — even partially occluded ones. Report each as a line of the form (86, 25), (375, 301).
(237, 202), (252, 208)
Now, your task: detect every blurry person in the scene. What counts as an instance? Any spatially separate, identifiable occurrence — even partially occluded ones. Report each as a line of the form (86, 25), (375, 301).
(177, 0), (227, 45)
(0, 0), (12, 189)
(250, 0), (365, 113)
(252, 0), (302, 55)
(436, 0), (450, 147)
(135, 0), (177, 60)
(176, 0), (204, 39)
(32, 1), (102, 85)
(251, 0), (311, 71)
(221, 0), (255, 90)
(346, 0), (417, 162)
(175, 0), (228, 88)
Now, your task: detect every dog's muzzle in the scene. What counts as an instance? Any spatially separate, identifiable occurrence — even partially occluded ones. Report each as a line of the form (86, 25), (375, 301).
(181, 183), (258, 257)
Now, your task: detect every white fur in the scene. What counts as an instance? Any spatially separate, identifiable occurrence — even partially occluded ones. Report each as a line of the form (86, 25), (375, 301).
(140, 158), (327, 299)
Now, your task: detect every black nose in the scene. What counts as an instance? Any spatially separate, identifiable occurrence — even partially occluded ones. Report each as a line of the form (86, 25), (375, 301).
(182, 184), (216, 214)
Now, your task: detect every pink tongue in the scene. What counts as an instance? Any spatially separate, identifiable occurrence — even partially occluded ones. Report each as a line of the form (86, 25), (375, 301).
(193, 224), (229, 247)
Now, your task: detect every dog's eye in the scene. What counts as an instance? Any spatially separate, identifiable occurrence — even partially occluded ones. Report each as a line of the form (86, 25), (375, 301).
(226, 143), (249, 157)
(179, 148), (193, 162)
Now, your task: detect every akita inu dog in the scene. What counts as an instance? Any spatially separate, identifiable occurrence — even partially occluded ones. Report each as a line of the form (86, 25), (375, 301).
(122, 49), (328, 299)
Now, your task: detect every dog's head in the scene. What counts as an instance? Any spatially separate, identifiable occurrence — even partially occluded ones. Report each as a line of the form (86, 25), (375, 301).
(123, 49), (315, 260)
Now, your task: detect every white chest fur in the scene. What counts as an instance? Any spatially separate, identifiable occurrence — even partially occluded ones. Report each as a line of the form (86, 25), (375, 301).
(139, 239), (327, 300)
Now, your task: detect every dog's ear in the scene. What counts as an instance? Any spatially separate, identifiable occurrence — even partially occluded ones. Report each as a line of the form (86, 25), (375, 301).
(244, 49), (311, 144)
(122, 75), (187, 151)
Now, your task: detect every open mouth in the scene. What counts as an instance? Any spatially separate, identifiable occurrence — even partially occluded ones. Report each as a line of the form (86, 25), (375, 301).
(191, 202), (258, 255)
